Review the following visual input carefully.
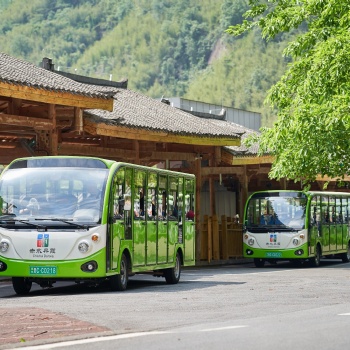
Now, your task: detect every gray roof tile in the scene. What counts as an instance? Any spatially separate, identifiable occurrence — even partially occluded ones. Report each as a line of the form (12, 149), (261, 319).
(86, 88), (243, 138)
(0, 52), (115, 99)
(223, 124), (261, 155)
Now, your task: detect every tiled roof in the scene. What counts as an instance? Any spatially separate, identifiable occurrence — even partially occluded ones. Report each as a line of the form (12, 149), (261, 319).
(222, 123), (261, 155)
(0, 52), (115, 99)
(85, 88), (244, 138)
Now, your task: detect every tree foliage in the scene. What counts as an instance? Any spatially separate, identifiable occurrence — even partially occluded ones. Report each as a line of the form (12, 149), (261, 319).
(226, 0), (350, 184)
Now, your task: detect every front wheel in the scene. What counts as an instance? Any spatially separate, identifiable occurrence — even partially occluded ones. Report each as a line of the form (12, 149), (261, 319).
(254, 258), (265, 268)
(110, 253), (128, 291)
(164, 252), (181, 284)
(341, 244), (350, 263)
(310, 246), (321, 267)
(12, 277), (32, 295)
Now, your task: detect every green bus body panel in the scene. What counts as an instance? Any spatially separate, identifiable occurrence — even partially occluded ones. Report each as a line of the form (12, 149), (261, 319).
(184, 221), (195, 261)
(243, 242), (309, 259)
(0, 249), (107, 278)
(157, 221), (167, 264)
(146, 221), (157, 265)
(167, 221), (177, 264)
(133, 220), (146, 267)
(111, 222), (123, 270)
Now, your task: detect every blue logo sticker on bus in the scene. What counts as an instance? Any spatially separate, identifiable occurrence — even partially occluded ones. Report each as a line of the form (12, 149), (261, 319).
(269, 234), (277, 243)
(37, 234), (49, 247)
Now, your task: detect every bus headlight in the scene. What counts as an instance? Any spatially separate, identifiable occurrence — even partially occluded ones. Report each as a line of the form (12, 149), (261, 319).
(293, 238), (299, 246)
(78, 241), (90, 253)
(248, 238), (255, 246)
(0, 240), (9, 253)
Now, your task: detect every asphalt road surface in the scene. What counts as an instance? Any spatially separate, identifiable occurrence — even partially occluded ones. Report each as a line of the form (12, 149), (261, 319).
(1, 259), (350, 350)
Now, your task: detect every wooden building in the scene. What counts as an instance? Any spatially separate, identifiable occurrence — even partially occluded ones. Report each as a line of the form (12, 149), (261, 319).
(0, 52), (348, 264)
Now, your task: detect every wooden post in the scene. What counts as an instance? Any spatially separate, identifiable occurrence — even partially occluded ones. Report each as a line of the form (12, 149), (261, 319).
(221, 215), (228, 260)
(195, 157), (202, 263)
(279, 178), (287, 190)
(239, 165), (249, 221)
(209, 154), (216, 216)
(48, 104), (58, 155)
(212, 214), (220, 260)
(133, 140), (140, 164)
(201, 215), (208, 260)
(207, 215), (212, 263)
(74, 107), (83, 133)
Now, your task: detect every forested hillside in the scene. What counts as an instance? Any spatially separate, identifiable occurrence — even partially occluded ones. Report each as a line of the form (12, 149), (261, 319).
(0, 0), (293, 126)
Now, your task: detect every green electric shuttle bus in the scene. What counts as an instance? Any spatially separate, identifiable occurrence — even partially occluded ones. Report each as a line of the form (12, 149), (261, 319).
(0, 156), (196, 295)
(243, 190), (350, 267)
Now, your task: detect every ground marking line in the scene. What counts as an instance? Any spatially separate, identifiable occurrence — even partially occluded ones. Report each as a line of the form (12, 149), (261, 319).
(8, 325), (250, 349)
(200, 325), (248, 332)
(338, 313), (350, 315)
(9, 331), (168, 350)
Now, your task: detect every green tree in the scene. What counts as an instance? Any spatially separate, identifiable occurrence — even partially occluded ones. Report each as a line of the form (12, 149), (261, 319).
(226, 0), (350, 185)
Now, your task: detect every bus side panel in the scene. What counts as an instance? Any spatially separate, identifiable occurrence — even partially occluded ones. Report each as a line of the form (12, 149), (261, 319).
(111, 221), (123, 270)
(184, 221), (195, 262)
(329, 224), (337, 252)
(133, 220), (146, 266)
(167, 221), (177, 264)
(146, 221), (157, 265)
(343, 224), (350, 250)
(309, 224), (318, 256)
(321, 224), (330, 252)
(337, 224), (344, 251)
(157, 221), (167, 264)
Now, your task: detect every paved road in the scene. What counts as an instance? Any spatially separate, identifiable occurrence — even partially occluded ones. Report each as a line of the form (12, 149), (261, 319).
(0, 259), (350, 349)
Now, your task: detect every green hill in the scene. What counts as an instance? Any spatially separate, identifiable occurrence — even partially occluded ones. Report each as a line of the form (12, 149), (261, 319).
(0, 0), (292, 126)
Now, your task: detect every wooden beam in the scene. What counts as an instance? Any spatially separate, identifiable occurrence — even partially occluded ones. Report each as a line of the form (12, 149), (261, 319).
(201, 166), (244, 176)
(58, 143), (135, 159)
(0, 113), (53, 129)
(84, 120), (241, 146)
(315, 175), (350, 182)
(230, 155), (275, 165)
(147, 151), (196, 162)
(0, 82), (113, 111)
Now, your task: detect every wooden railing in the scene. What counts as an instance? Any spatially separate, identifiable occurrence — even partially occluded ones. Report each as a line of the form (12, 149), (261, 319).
(200, 215), (243, 262)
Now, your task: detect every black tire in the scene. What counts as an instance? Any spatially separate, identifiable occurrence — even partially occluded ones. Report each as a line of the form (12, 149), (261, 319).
(110, 253), (128, 291)
(310, 246), (321, 267)
(254, 258), (265, 268)
(164, 252), (181, 284)
(341, 244), (350, 263)
(12, 277), (32, 295)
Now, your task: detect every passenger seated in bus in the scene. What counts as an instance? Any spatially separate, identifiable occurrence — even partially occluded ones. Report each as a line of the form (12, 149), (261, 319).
(186, 208), (194, 220)
(79, 182), (101, 209)
(260, 209), (281, 225)
(19, 183), (48, 215)
(49, 192), (77, 216)
(260, 210), (271, 225)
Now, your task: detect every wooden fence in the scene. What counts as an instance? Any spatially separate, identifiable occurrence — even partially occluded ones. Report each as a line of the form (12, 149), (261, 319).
(200, 215), (243, 262)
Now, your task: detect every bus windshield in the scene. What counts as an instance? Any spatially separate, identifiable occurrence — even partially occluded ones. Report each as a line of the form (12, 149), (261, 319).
(0, 167), (109, 223)
(246, 192), (307, 230)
